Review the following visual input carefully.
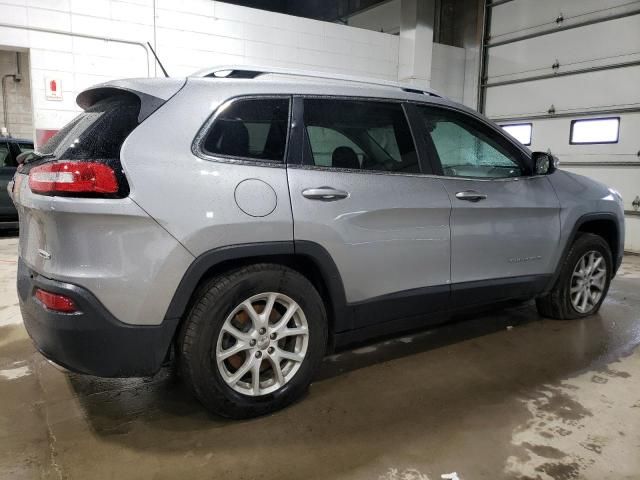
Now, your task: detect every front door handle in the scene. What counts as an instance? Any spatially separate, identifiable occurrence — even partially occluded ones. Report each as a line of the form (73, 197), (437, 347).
(455, 190), (487, 202)
(302, 187), (349, 201)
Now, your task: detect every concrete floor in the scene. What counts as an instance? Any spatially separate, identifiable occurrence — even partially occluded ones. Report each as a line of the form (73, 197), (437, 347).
(1, 235), (639, 480)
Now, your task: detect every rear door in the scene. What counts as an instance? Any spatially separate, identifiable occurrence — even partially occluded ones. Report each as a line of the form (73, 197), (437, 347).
(286, 97), (452, 331)
(413, 104), (560, 306)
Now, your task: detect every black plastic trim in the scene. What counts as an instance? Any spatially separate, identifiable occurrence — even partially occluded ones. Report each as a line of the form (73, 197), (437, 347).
(165, 241), (559, 342)
(351, 284), (449, 330)
(544, 212), (622, 293)
(286, 96), (305, 165)
(335, 274), (550, 349)
(404, 102), (441, 175)
(164, 240), (353, 333)
(18, 259), (178, 377)
(294, 240), (351, 332)
(164, 241), (295, 321)
(451, 275), (550, 307)
(334, 310), (449, 349)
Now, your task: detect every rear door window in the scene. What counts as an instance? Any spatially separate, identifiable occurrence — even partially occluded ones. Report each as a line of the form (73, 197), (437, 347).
(201, 98), (290, 162)
(18, 142), (34, 155)
(302, 99), (419, 174)
(0, 142), (12, 167)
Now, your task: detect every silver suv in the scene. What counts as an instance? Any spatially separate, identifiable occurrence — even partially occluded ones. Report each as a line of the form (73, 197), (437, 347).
(10, 67), (625, 418)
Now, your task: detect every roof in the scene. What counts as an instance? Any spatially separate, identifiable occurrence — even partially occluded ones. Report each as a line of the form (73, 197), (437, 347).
(190, 65), (441, 98)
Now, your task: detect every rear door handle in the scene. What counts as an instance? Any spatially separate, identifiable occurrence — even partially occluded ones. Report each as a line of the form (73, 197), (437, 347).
(302, 187), (349, 201)
(455, 190), (487, 202)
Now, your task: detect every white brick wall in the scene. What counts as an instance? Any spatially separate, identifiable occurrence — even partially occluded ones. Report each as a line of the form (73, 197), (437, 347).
(0, 0), (401, 137)
(0, 50), (33, 139)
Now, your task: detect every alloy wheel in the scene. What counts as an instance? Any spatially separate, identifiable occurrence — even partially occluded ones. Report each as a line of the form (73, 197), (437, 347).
(570, 250), (607, 314)
(215, 292), (309, 396)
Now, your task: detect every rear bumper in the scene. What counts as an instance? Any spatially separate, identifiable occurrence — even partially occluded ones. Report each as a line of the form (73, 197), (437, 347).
(18, 259), (179, 377)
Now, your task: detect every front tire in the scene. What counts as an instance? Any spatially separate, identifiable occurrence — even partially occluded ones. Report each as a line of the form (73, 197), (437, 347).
(178, 264), (328, 419)
(536, 233), (612, 320)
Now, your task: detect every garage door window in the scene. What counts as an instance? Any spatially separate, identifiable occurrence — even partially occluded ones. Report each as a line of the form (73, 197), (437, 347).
(570, 117), (619, 145)
(202, 98), (290, 162)
(501, 123), (532, 146)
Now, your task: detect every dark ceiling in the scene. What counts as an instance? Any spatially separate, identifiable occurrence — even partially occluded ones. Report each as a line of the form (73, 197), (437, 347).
(218, 0), (389, 23)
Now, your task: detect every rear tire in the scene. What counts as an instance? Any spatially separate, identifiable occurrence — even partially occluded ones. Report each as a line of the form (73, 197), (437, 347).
(177, 263), (327, 418)
(536, 233), (612, 320)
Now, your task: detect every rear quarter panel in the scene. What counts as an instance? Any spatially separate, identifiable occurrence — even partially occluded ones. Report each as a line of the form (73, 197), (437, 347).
(14, 181), (194, 326)
(120, 79), (294, 257)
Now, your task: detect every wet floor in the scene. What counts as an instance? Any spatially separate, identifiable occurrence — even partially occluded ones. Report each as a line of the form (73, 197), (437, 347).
(1, 234), (639, 480)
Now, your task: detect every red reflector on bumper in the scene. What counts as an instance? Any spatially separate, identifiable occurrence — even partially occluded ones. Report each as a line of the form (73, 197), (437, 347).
(35, 288), (77, 313)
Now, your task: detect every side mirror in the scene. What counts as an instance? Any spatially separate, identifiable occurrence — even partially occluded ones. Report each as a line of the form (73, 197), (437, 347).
(532, 151), (558, 175)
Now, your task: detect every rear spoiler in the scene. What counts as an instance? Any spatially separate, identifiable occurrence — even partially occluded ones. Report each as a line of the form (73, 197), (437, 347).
(76, 78), (187, 123)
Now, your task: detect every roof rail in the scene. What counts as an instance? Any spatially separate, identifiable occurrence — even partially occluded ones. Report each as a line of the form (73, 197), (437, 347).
(190, 65), (441, 97)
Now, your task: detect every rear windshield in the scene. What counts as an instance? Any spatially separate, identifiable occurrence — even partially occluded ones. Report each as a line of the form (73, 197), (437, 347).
(39, 94), (141, 160)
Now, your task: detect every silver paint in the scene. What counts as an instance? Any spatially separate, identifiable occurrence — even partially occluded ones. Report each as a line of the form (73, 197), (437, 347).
(234, 179), (277, 218)
(10, 75), (625, 329)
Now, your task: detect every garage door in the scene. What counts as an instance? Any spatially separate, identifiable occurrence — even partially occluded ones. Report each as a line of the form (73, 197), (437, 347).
(479, 0), (640, 252)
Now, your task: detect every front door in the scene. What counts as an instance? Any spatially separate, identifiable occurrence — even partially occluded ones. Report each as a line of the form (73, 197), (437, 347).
(414, 105), (561, 305)
(287, 97), (452, 330)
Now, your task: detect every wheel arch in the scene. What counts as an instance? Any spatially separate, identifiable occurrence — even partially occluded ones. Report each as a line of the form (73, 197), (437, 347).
(576, 217), (620, 266)
(164, 241), (351, 350)
(545, 212), (621, 293)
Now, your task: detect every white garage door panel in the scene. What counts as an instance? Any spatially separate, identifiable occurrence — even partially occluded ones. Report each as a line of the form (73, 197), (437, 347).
(487, 15), (640, 80)
(485, 66), (640, 118)
(624, 217), (640, 252)
(561, 166), (640, 211)
(527, 114), (640, 157)
(486, 1), (640, 252)
(490, 0), (639, 38)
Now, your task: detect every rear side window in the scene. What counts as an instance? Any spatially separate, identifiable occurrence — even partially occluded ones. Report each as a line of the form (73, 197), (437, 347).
(38, 94), (141, 160)
(202, 98), (290, 162)
(303, 99), (419, 173)
(18, 142), (34, 154)
(0, 142), (12, 167)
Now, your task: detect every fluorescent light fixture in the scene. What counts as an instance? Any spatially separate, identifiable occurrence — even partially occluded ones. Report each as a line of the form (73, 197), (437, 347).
(570, 117), (619, 144)
(501, 123), (532, 145)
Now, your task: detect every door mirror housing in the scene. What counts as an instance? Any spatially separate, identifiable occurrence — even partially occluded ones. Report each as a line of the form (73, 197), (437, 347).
(532, 151), (558, 175)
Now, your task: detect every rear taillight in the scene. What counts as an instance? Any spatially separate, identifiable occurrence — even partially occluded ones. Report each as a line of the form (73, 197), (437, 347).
(28, 161), (119, 196)
(35, 288), (78, 313)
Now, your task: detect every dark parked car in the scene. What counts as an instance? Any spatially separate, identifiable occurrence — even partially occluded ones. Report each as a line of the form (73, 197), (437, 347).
(1, 136), (33, 229)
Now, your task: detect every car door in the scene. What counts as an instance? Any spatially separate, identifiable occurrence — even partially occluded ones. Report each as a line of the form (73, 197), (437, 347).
(286, 97), (452, 331)
(0, 141), (18, 219)
(413, 104), (561, 306)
